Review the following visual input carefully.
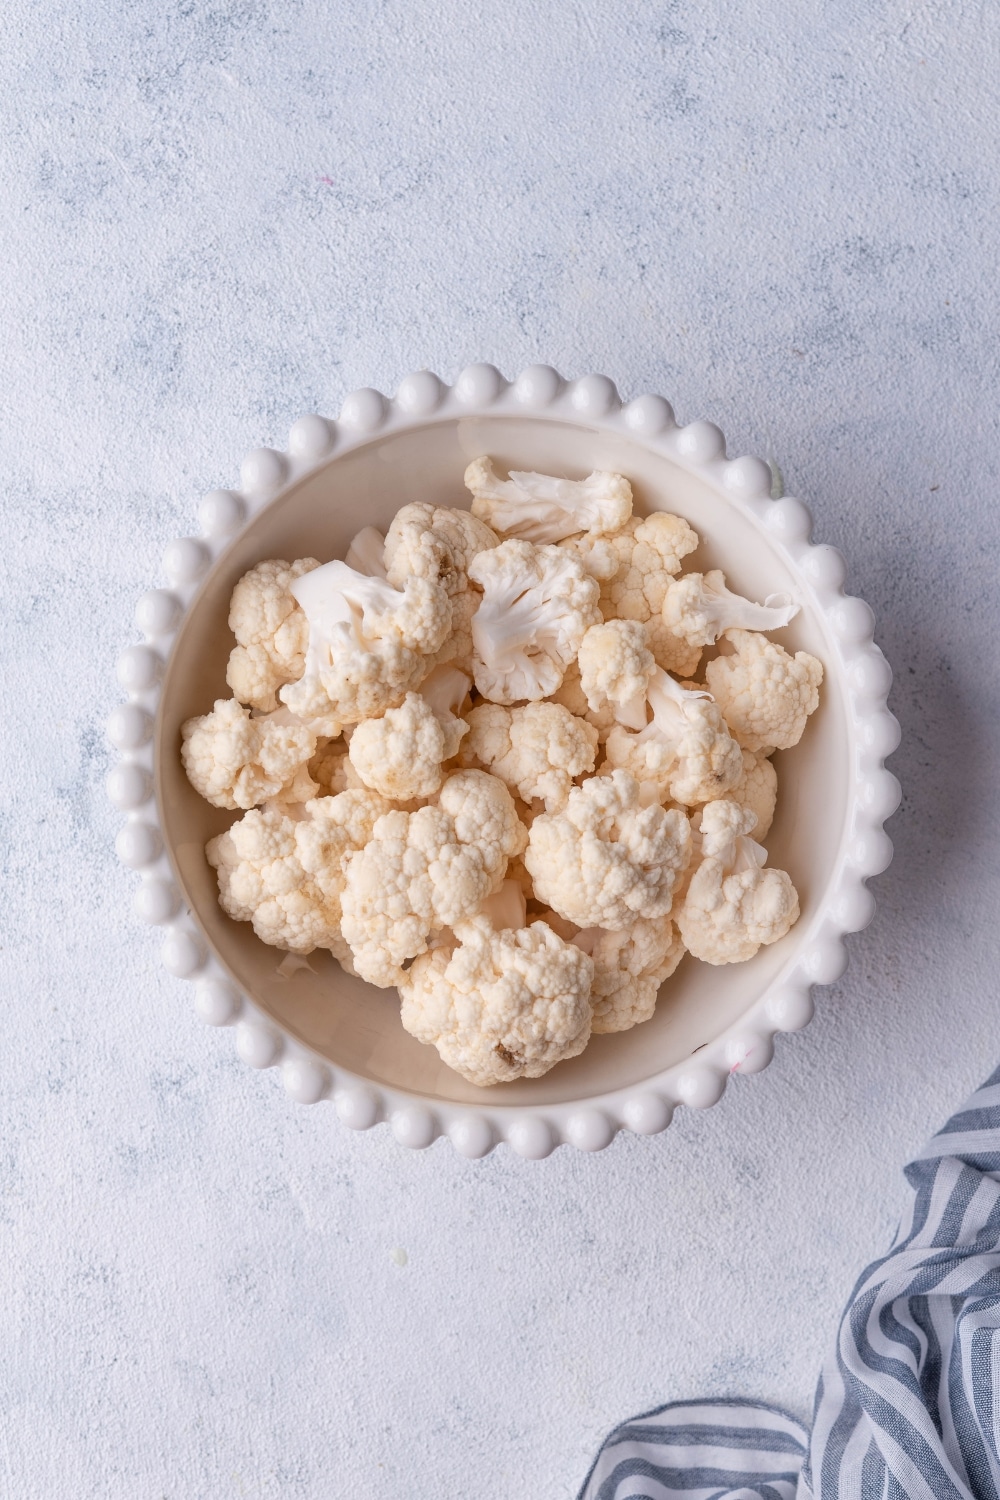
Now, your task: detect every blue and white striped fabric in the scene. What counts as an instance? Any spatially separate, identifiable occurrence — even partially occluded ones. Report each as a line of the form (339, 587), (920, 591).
(579, 1066), (1000, 1500)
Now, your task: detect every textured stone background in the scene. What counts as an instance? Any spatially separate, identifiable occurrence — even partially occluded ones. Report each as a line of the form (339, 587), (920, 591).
(3, 1), (999, 1495)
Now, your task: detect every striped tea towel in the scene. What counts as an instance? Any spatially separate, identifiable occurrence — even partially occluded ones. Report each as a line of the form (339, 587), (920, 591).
(579, 1065), (1000, 1500)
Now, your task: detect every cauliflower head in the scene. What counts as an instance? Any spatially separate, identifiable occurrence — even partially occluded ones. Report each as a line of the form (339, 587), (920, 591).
(704, 629), (823, 752)
(399, 914), (594, 1086)
(661, 570), (799, 651)
(339, 770), (527, 987)
(384, 503), (499, 671)
(550, 661), (619, 742)
(599, 513), (700, 673)
(464, 457), (632, 543)
(463, 700), (598, 811)
(728, 748), (778, 840)
(572, 917), (684, 1033)
(603, 667), (743, 808)
(348, 690), (469, 801)
(226, 557), (321, 712)
(525, 769), (691, 931)
(468, 538), (601, 703)
(577, 619), (656, 731)
(206, 789), (389, 959)
(676, 799), (799, 964)
(279, 559), (451, 733)
(181, 699), (318, 810)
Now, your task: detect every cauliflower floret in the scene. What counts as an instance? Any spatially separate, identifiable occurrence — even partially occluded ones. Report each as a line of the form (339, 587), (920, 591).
(348, 689), (469, 801)
(550, 661), (619, 743)
(572, 917), (685, 1033)
(559, 534), (621, 581)
(727, 748), (778, 840)
(662, 570), (799, 652)
(525, 769), (691, 931)
(206, 789), (389, 959)
(677, 799), (799, 964)
(463, 700), (598, 811)
(307, 738), (366, 796)
(339, 770), (528, 987)
(469, 538), (601, 703)
(465, 457), (632, 543)
(226, 557), (321, 712)
(577, 619), (656, 731)
(344, 526), (387, 577)
(399, 913), (593, 1086)
(603, 668), (743, 808)
(181, 699), (318, 810)
(704, 629), (823, 752)
(599, 514), (700, 673)
(279, 560), (451, 733)
(384, 503), (499, 671)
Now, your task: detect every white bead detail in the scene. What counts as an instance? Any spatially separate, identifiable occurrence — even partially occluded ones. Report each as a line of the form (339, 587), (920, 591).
(396, 370), (444, 415)
(565, 1109), (614, 1152)
(801, 544), (847, 589)
(570, 374), (618, 416)
(340, 388), (386, 431)
(198, 489), (245, 538)
(675, 420), (725, 462)
(851, 651), (893, 699)
(830, 595), (876, 644)
(767, 986), (814, 1032)
(135, 588), (181, 636)
(513, 364), (561, 406)
(862, 770), (902, 821)
(240, 447), (287, 495)
(161, 929), (207, 978)
(622, 394), (674, 434)
(506, 1117), (555, 1159)
(116, 645), (162, 692)
(724, 456), (772, 498)
(833, 884), (877, 933)
(133, 880), (179, 925)
(675, 1067), (725, 1109)
(115, 822), (162, 869)
(195, 979), (241, 1026)
(448, 1114), (494, 1159)
(162, 538), (209, 587)
(850, 828), (894, 875)
(288, 414), (334, 460)
(724, 1033), (772, 1075)
(455, 363), (505, 405)
(859, 711), (901, 758)
(763, 496), (812, 543)
(391, 1105), (436, 1149)
(336, 1087), (379, 1130)
(281, 1057), (329, 1105)
(106, 704), (151, 750)
(107, 764), (152, 809)
(236, 1020), (282, 1069)
(622, 1093), (673, 1135)
(802, 938), (848, 985)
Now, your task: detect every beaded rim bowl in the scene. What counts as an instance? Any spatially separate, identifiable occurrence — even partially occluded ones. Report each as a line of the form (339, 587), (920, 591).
(107, 365), (900, 1158)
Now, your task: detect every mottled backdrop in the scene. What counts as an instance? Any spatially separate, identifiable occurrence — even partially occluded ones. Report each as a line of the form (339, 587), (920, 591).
(2, 1), (998, 1496)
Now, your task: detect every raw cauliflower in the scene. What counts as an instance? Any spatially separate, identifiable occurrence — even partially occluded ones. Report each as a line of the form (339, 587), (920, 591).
(462, 700), (598, 811)
(399, 913), (594, 1086)
(728, 748), (778, 840)
(572, 917), (685, 1033)
(206, 789), (389, 960)
(704, 629), (824, 752)
(464, 457), (632, 543)
(348, 690), (469, 801)
(181, 698), (317, 810)
(339, 770), (528, 987)
(599, 513), (700, 673)
(676, 799), (799, 964)
(280, 560), (451, 734)
(469, 538), (601, 703)
(226, 557), (320, 712)
(384, 502), (499, 671)
(577, 619), (656, 731)
(603, 668), (743, 808)
(525, 769), (691, 931)
(661, 570), (799, 650)
(550, 661), (619, 743)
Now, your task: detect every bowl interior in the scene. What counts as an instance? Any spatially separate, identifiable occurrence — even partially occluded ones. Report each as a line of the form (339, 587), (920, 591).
(157, 415), (849, 1107)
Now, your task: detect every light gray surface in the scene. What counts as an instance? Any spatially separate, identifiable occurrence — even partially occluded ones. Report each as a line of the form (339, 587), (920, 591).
(2, 2), (998, 1495)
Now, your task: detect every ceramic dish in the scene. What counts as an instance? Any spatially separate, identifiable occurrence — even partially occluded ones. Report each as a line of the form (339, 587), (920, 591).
(107, 364), (900, 1157)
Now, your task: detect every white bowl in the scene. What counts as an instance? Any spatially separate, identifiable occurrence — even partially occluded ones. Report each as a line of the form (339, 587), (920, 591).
(108, 365), (900, 1157)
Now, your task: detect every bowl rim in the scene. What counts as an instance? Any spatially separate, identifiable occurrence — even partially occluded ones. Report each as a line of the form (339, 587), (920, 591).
(107, 364), (900, 1158)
